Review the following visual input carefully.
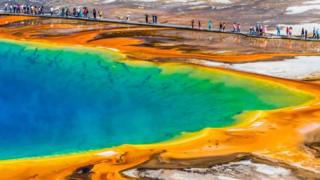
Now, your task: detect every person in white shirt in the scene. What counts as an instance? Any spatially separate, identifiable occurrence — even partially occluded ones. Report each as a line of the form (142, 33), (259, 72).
(50, 7), (54, 16)
(4, 3), (8, 12)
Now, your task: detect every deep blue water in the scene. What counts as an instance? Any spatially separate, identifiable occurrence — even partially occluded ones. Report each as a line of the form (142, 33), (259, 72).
(0, 40), (311, 160)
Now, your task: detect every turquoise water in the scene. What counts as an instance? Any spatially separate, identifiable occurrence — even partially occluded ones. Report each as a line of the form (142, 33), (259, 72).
(0, 40), (311, 160)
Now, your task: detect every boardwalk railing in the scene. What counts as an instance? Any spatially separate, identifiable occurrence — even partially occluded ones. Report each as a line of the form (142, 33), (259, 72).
(0, 12), (319, 42)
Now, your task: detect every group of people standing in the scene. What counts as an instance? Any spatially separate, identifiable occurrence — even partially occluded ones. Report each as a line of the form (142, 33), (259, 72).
(191, 19), (200, 29)
(276, 25), (320, 39)
(4, 3), (320, 41)
(232, 23), (241, 33)
(145, 14), (158, 24)
(249, 24), (268, 36)
(4, 3), (44, 15)
(189, 19), (271, 37)
(188, 19), (320, 40)
(191, 19), (227, 32)
(56, 7), (103, 19)
(285, 26), (293, 37)
(300, 27), (320, 40)
(4, 3), (103, 19)
(265, 25), (320, 39)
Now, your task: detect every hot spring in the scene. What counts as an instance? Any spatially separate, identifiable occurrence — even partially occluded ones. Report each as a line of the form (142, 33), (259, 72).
(0, 40), (312, 160)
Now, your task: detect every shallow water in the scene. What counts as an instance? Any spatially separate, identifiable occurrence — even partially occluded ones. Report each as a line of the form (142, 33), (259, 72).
(0, 40), (311, 160)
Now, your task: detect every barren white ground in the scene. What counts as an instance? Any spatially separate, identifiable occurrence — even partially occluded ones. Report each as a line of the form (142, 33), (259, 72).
(189, 56), (320, 81)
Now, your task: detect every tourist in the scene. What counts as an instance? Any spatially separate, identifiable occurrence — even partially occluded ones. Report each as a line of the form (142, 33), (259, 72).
(19, 4), (22, 14)
(30, 5), (33, 14)
(93, 8), (97, 19)
(253, 27), (257, 35)
(71, 7), (75, 16)
(208, 20), (212, 30)
(145, 14), (149, 23)
(276, 25), (281, 36)
(232, 23), (236, 32)
(260, 25), (264, 35)
(23, 4), (26, 14)
(13, 4), (16, 13)
(262, 25), (267, 36)
(80, 8), (83, 17)
(4, 3), (8, 12)
(219, 22), (222, 31)
(59, 7), (63, 16)
(66, 8), (71, 17)
(72, 8), (76, 16)
(29, 5), (32, 14)
(222, 22), (226, 31)
(86, 8), (89, 18)
(152, 15), (155, 23)
(24, 5), (27, 14)
(26, 5), (30, 14)
(50, 7), (54, 16)
(313, 27), (316, 39)
(301, 28), (305, 38)
(34, 6), (37, 15)
(83, 7), (89, 18)
(40, 6), (44, 15)
(317, 28), (320, 39)
(305, 29), (308, 39)
(20, 4), (23, 14)
(98, 10), (103, 19)
(152, 15), (158, 23)
(9, 4), (13, 13)
(38, 6), (42, 15)
(64, 8), (68, 16)
(237, 23), (241, 33)
(77, 7), (81, 17)
(249, 26), (254, 35)
(77, 7), (82, 17)
(21, 4), (25, 14)
(16, 4), (18, 13)
(198, 20), (201, 29)
(126, 15), (130, 21)
(191, 19), (195, 29)
(34, 6), (38, 15)
(289, 26), (293, 37)
(20, 4), (23, 13)
(255, 24), (259, 35)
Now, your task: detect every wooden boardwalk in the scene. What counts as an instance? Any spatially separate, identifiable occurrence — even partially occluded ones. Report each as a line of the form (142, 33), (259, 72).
(1, 12), (319, 42)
